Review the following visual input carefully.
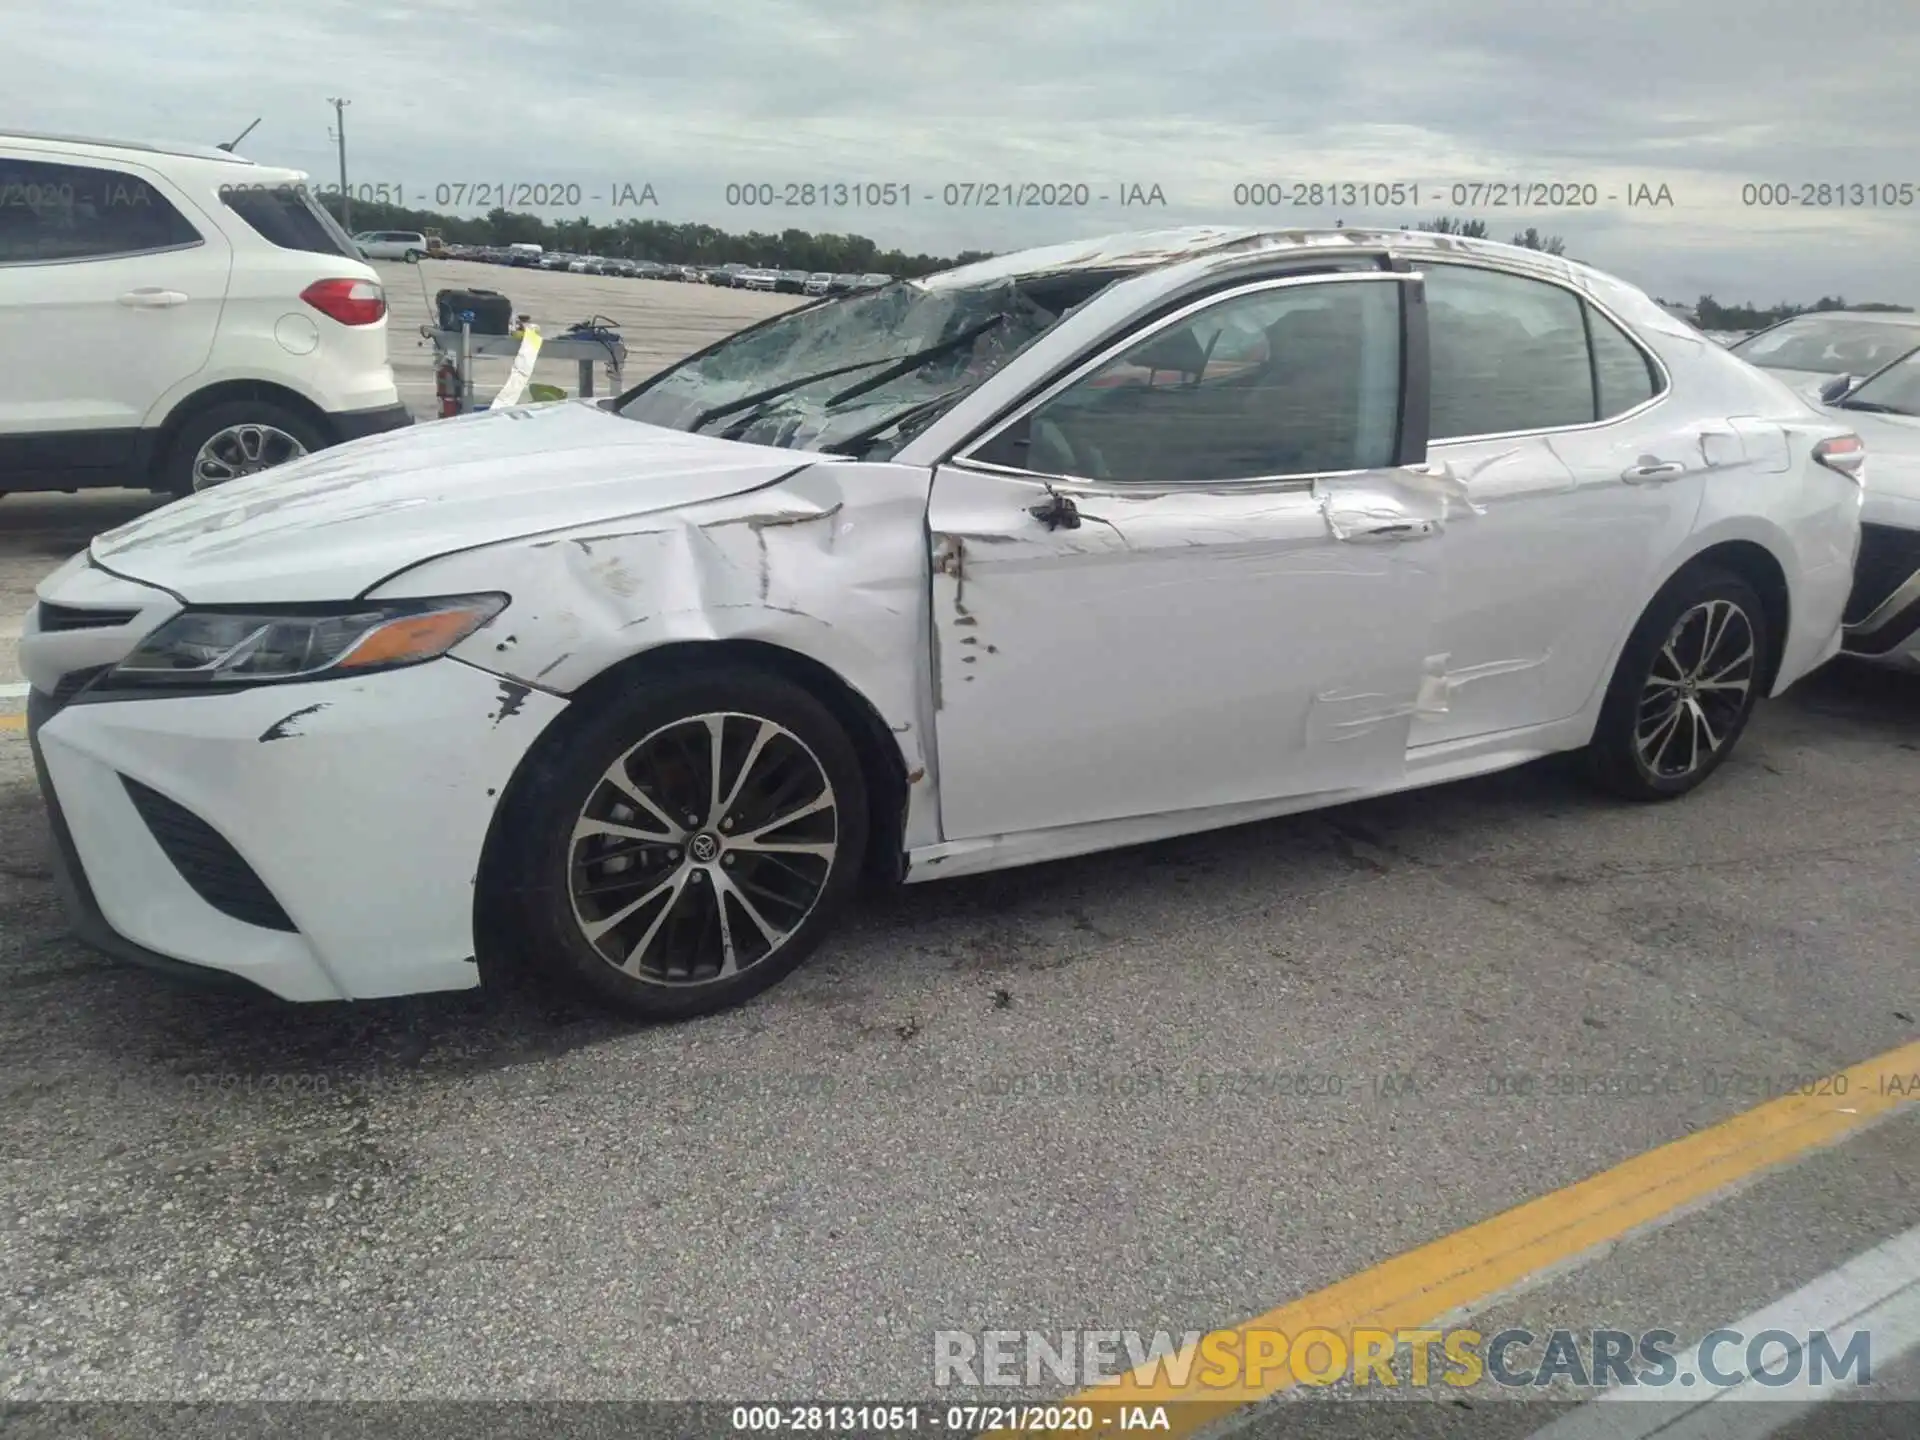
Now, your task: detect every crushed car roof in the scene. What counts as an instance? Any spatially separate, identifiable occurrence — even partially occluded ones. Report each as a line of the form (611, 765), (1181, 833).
(912, 224), (1586, 290)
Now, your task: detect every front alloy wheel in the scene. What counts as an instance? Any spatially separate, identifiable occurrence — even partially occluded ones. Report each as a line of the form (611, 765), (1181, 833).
(502, 667), (870, 1019)
(569, 713), (838, 985)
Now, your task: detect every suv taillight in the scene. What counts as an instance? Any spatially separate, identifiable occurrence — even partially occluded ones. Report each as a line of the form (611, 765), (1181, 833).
(1812, 433), (1866, 484)
(300, 278), (386, 326)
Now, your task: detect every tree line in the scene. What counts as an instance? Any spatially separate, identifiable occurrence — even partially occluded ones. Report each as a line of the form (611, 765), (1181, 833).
(1679, 294), (1914, 331)
(315, 197), (1910, 321)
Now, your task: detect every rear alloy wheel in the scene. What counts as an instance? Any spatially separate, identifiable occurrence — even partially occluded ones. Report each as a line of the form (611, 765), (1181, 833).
(161, 401), (325, 497)
(506, 669), (868, 1019)
(1586, 568), (1768, 800)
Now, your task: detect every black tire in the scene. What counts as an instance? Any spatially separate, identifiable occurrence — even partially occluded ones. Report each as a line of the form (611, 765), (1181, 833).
(160, 401), (327, 497)
(1585, 566), (1770, 801)
(499, 666), (870, 1021)
(404, 250), (422, 263)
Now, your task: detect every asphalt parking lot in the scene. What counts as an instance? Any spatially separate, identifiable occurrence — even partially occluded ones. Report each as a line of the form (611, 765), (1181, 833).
(375, 257), (805, 416)
(2, 269), (1918, 1431)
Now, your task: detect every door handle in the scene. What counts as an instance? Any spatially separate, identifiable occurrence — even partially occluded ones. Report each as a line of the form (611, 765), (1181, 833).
(1621, 460), (1686, 483)
(117, 289), (189, 308)
(1343, 519), (1439, 543)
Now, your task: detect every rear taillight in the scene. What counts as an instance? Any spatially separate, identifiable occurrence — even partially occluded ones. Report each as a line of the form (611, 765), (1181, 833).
(1812, 432), (1866, 484)
(300, 278), (386, 326)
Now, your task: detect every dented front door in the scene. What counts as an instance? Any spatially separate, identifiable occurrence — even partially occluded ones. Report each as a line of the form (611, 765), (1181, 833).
(924, 463), (1448, 842)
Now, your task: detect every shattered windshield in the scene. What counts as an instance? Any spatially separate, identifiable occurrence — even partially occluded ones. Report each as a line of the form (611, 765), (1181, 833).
(616, 278), (1064, 456)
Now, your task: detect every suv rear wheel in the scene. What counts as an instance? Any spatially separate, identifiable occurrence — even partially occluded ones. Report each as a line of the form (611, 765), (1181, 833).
(160, 401), (326, 497)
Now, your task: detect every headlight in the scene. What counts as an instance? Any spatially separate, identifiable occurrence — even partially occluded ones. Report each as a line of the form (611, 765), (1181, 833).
(105, 594), (508, 689)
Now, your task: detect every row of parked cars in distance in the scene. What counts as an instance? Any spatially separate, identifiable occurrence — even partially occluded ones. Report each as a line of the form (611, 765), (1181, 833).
(715, 265), (894, 294)
(432, 245), (893, 294)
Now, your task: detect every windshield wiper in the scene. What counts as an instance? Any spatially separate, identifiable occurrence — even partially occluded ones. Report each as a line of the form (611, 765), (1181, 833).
(688, 352), (910, 434)
(1836, 398), (1915, 416)
(825, 387), (971, 457)
(700, 316), (1014, 443)
(823, 315), (1009, 409)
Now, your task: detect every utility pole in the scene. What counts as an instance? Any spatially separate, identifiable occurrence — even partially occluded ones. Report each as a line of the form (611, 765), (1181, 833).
(326, 97), (351, 231)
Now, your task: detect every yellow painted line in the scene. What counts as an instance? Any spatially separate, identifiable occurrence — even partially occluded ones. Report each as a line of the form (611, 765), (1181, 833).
(994, 1039), (1920, 1437)
(0, 713), (25, 733)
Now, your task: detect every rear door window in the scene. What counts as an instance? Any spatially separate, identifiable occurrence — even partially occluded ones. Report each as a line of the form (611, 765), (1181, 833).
(1424, 264), (1596, 438)
(0, 157), (203, 263)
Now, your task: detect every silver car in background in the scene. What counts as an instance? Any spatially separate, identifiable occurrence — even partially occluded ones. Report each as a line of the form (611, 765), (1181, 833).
(1727, 311), (1920, 400)
(1821, 346), (1920, 668)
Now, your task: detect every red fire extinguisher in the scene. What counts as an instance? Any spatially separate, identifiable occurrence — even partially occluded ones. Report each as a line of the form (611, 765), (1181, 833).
(435, 355), (463, 418)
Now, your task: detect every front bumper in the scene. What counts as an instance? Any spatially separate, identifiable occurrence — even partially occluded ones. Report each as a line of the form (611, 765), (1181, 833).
(28, 687), (265, 996)
(327, 401), (415, 444)
(29, 658), (567, 1002)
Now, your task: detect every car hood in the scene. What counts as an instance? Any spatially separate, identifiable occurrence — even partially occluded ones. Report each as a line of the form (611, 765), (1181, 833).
(89, 402), (814, 603)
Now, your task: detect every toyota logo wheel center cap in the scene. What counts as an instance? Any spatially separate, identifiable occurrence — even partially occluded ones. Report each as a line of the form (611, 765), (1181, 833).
(689, 832), (721, 863)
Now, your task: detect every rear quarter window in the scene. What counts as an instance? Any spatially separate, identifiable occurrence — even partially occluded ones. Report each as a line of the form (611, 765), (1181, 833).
(218, 183), (360, 258)
(1588, 304), (1664, 418)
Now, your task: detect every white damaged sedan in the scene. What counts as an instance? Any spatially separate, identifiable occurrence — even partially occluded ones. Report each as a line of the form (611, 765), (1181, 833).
(24, 226), (1866, 1019)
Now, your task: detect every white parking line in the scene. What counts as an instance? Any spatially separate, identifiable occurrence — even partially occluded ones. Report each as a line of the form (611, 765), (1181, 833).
(0, 682), (29, 699)
(1524, 1222), (1920, 1438)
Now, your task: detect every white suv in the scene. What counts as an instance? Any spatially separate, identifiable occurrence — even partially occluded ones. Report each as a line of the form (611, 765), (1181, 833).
(0, 131), (412, 498)
(352, 230), (428, 261)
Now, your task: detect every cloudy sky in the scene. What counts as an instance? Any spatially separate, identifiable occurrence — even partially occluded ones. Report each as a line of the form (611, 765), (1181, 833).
(12, 0), (1920, 304)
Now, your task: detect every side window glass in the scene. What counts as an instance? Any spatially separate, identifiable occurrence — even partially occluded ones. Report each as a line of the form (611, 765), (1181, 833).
(1588, 303), (1662, 418)
(1425, 265), (1594, 438)
(0, 158), (201, 263)
(220, 185), (360, 258)
(981, 280), (1404, 483)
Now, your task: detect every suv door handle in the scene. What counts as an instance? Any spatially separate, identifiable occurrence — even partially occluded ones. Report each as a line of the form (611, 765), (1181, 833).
(1621, 460), (1686, 483)
(118, 289), (189, 308)
(1344, 519), (1439, 543)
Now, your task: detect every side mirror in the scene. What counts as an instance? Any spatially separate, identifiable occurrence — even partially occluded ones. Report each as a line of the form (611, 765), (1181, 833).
(1819, 374), (1857, 404)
